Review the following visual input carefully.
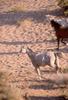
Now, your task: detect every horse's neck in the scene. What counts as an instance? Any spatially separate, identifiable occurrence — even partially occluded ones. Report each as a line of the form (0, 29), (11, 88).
(54, 23), (61, 30)
(27, 52), (35, 61)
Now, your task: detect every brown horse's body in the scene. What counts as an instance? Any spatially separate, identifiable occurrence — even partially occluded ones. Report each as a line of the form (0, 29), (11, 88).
(56, 28), (68, 37)
(51, 20), (68, 49)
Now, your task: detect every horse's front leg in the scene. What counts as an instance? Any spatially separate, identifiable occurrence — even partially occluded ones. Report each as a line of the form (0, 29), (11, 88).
(55, 55), (63, 74)
(35, 67), (41, 80)
(57, 38), (60, 50)
(57, 37), (61, 50)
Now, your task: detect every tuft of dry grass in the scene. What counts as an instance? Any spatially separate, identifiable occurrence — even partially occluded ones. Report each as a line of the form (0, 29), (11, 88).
(0, 1), (28, 13)
(9, 2), (28, 12)
(0, 71), (22, 100)
(58, 0), (68, 16)
(17, 18), (33, 27)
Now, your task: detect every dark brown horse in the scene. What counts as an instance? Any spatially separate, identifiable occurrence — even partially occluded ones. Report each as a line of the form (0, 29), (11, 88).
(50, 20), (68, 50)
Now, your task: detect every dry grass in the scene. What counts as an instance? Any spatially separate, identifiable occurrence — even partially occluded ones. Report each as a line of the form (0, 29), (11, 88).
(0, 0), (28, 13)
(17, 18), (33, 27)
(0, 72), (22, 100)
(9, 2), (28, 12)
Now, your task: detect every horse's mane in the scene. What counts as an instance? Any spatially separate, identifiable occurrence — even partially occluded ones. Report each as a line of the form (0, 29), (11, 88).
(51, 20), (61, 29)
(26, 47), (35, 57)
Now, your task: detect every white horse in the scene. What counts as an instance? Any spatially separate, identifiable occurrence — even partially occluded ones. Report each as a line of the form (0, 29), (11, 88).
(21, 47), (61, 79)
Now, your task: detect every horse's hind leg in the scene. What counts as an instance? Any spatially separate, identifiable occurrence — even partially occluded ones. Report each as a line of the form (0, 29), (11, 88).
(50, 55), (59, 73)
(55, 55), (59, 73)
(50, 58), (56, 71)
(55, 54), (62, 73)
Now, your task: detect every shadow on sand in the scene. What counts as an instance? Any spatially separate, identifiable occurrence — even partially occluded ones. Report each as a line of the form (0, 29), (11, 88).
(28, 78), (68, 90)
(24, 95), (68, 100)
(0, 8), (63, 26)
(0, 39), (68, 55)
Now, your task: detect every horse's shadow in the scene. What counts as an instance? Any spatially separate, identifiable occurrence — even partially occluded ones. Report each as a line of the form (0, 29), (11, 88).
(24, 95), (68, 100)
(24, 77), (68, 100)
(28, 77), (68, 90)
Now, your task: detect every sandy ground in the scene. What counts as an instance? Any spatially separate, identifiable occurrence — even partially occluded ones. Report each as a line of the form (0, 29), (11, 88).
(0, 0), (68, 100)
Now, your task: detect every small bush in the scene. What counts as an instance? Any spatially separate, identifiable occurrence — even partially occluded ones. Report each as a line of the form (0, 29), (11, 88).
(58, 0), (68, 16)
(0, 72), (22, 100)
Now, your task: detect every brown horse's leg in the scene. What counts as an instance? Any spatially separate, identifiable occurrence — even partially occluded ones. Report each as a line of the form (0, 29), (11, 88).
(57, 38), (60, 50)
(61, 38), (67, 45)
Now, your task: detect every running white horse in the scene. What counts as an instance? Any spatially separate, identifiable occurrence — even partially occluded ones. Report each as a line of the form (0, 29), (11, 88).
(21, 47), (61, 79)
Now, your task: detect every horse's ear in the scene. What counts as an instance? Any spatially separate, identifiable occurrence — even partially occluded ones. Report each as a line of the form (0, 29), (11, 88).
(26, 47), (30, 52)
(27, 47), (34, 52)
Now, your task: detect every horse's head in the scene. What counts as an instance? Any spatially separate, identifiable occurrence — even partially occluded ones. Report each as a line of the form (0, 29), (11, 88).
(21, 47), (35, 58)
(21, 47), (33, 53)
(51, 20), (61, 29)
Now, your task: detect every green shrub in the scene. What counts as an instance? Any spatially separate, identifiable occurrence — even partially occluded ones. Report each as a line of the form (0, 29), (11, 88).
(58, 0), (68, 16)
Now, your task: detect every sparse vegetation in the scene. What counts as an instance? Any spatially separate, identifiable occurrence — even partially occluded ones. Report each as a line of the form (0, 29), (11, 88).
(0, 0), (28, 13)
(58, 0), (68, 16)
(9, 3), (28, 12)
(0, 72), (22, 100)
(17, 18), (33, 27)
